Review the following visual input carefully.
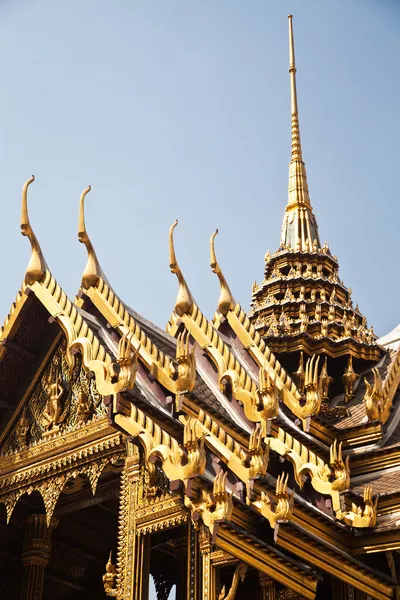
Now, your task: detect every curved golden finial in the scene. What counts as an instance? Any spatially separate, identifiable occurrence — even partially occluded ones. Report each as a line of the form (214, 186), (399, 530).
(169, 220), (194, 317)
(20, 175), (47, 285)
(78, 185), (103, 289)
(210, 230), (235, 316)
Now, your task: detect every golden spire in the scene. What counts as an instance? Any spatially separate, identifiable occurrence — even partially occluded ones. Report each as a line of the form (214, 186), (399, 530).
(20, 175), (47, 285)
(169, 220), (194, 317)
(78, 185), (103, 289)
(280, 16), (321, 251)
(288, 14), (302, 162)
(210, 230), (235, 316)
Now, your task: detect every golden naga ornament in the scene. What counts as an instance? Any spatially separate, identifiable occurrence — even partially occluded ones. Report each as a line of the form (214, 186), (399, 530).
(78, 185), (104, 289)
(210, 229), (235, 316)
(169, 219), (194, 317)
(20, 175), (47, 285)
(169, 330), (196, 397)
(329, 440), (350, 492)
(148, 417), (206, 491)
(218, 562), (248, 600)
(302, 354), (322, 417)
(250, 472), (294, 530)
(185, 470), (233, 539)
(269, 433), (350, 515)
(364, 367), (384, 421)
(341, 486), (378, 528)
(253, 368), (279, 423)
(242, 424), (270, 482)
(59, 319), (140, 396)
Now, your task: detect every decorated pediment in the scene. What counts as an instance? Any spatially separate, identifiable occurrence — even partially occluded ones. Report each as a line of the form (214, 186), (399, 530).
(1, 338), (108, 456)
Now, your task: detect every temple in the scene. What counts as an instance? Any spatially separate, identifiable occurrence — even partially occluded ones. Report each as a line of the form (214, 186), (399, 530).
(0, 15), (399, 600)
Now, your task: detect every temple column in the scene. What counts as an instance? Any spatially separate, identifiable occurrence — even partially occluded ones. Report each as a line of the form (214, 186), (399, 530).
(115, 442), (141, 600)
(259, 574), (277, 599)
(21, 514), (58, 600)
(187, 523), (198, 600)
(199, 525), (215, 600)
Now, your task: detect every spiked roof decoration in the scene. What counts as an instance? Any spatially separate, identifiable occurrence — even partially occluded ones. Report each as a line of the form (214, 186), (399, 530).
(249, 16), (382, 364)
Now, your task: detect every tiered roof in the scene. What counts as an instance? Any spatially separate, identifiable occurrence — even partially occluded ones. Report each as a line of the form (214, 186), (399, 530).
(0, 15), (399, 600)
(249, 16), (380, 364)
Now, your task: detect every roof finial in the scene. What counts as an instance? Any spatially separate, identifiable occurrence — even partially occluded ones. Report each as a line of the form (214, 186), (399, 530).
(280, 16), (320, 251)
(210, 230), (235, 316)
(78, 185), (103, 289)
(169, 220), (194, 317)
(20, 175), (47, 285)
(288, 14), (302, 162)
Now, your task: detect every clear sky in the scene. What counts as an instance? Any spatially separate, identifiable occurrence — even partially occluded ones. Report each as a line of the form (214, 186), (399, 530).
(0, 0), (398, 344)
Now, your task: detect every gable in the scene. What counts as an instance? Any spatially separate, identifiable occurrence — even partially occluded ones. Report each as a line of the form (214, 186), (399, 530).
(1, 336), (108, 456)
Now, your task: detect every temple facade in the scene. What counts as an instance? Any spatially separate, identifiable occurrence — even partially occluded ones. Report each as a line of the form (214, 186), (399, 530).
(0, 15), (399, 600)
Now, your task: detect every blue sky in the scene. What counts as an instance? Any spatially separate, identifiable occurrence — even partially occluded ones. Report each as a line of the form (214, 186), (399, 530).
(0, 0), (398, 344)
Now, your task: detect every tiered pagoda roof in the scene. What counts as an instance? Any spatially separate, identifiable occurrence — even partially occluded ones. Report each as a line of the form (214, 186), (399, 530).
(249, 16), (381, 364)
(0, 15), (399, 600)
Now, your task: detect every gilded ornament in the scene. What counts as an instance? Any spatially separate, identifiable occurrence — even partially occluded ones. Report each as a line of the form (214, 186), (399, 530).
(169, 330), (196, 397)
(218, 562), (247, 600)
(245, 424), (270, 481)
(250, 472), (293, 529)
(341, 485), (378, 528)
(292, 352), (305, 394)
(40, 370), (67, 435)
(78, 185), (104, 289)
(103, 552), (118, 597)
(148, 417), (206, 490)
(253, 368), (279, 422)
(20, 175), (47, 285)
(14, 408), (32, 448)
(185, 470), (233, 538)
(169, 220), (194, 317)
(320, 318), (329, 338)
(210, 230), (235, 316)
(329, 440), (350, 492)
(342, 356), (358, 403)
(303, 355), (322, 416)
(63, 328), (140, 396)
(320, 356), (333, 401)
(364, 367), (384, 422)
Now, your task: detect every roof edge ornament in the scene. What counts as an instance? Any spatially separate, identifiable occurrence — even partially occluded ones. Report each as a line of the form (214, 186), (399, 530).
(210, 229), (235, 316)
(20, 175), (47, 286)
(169, 220), (194, 317)
(78, 185), (103, 289)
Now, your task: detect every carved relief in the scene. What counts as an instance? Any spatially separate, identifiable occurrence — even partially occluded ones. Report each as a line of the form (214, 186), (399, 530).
(2, 339), (107, 454)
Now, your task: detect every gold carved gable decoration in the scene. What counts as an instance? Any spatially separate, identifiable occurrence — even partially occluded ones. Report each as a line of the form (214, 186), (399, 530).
(2, 338), (107, 455)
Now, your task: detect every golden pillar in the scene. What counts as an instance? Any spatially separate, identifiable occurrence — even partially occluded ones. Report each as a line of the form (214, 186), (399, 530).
(199, 525), (215, 600)
(21, 514), (58, 600)
(259, 574), (277, 599)
(187, 523), (198, 600)
(115, 442), (141, 600)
